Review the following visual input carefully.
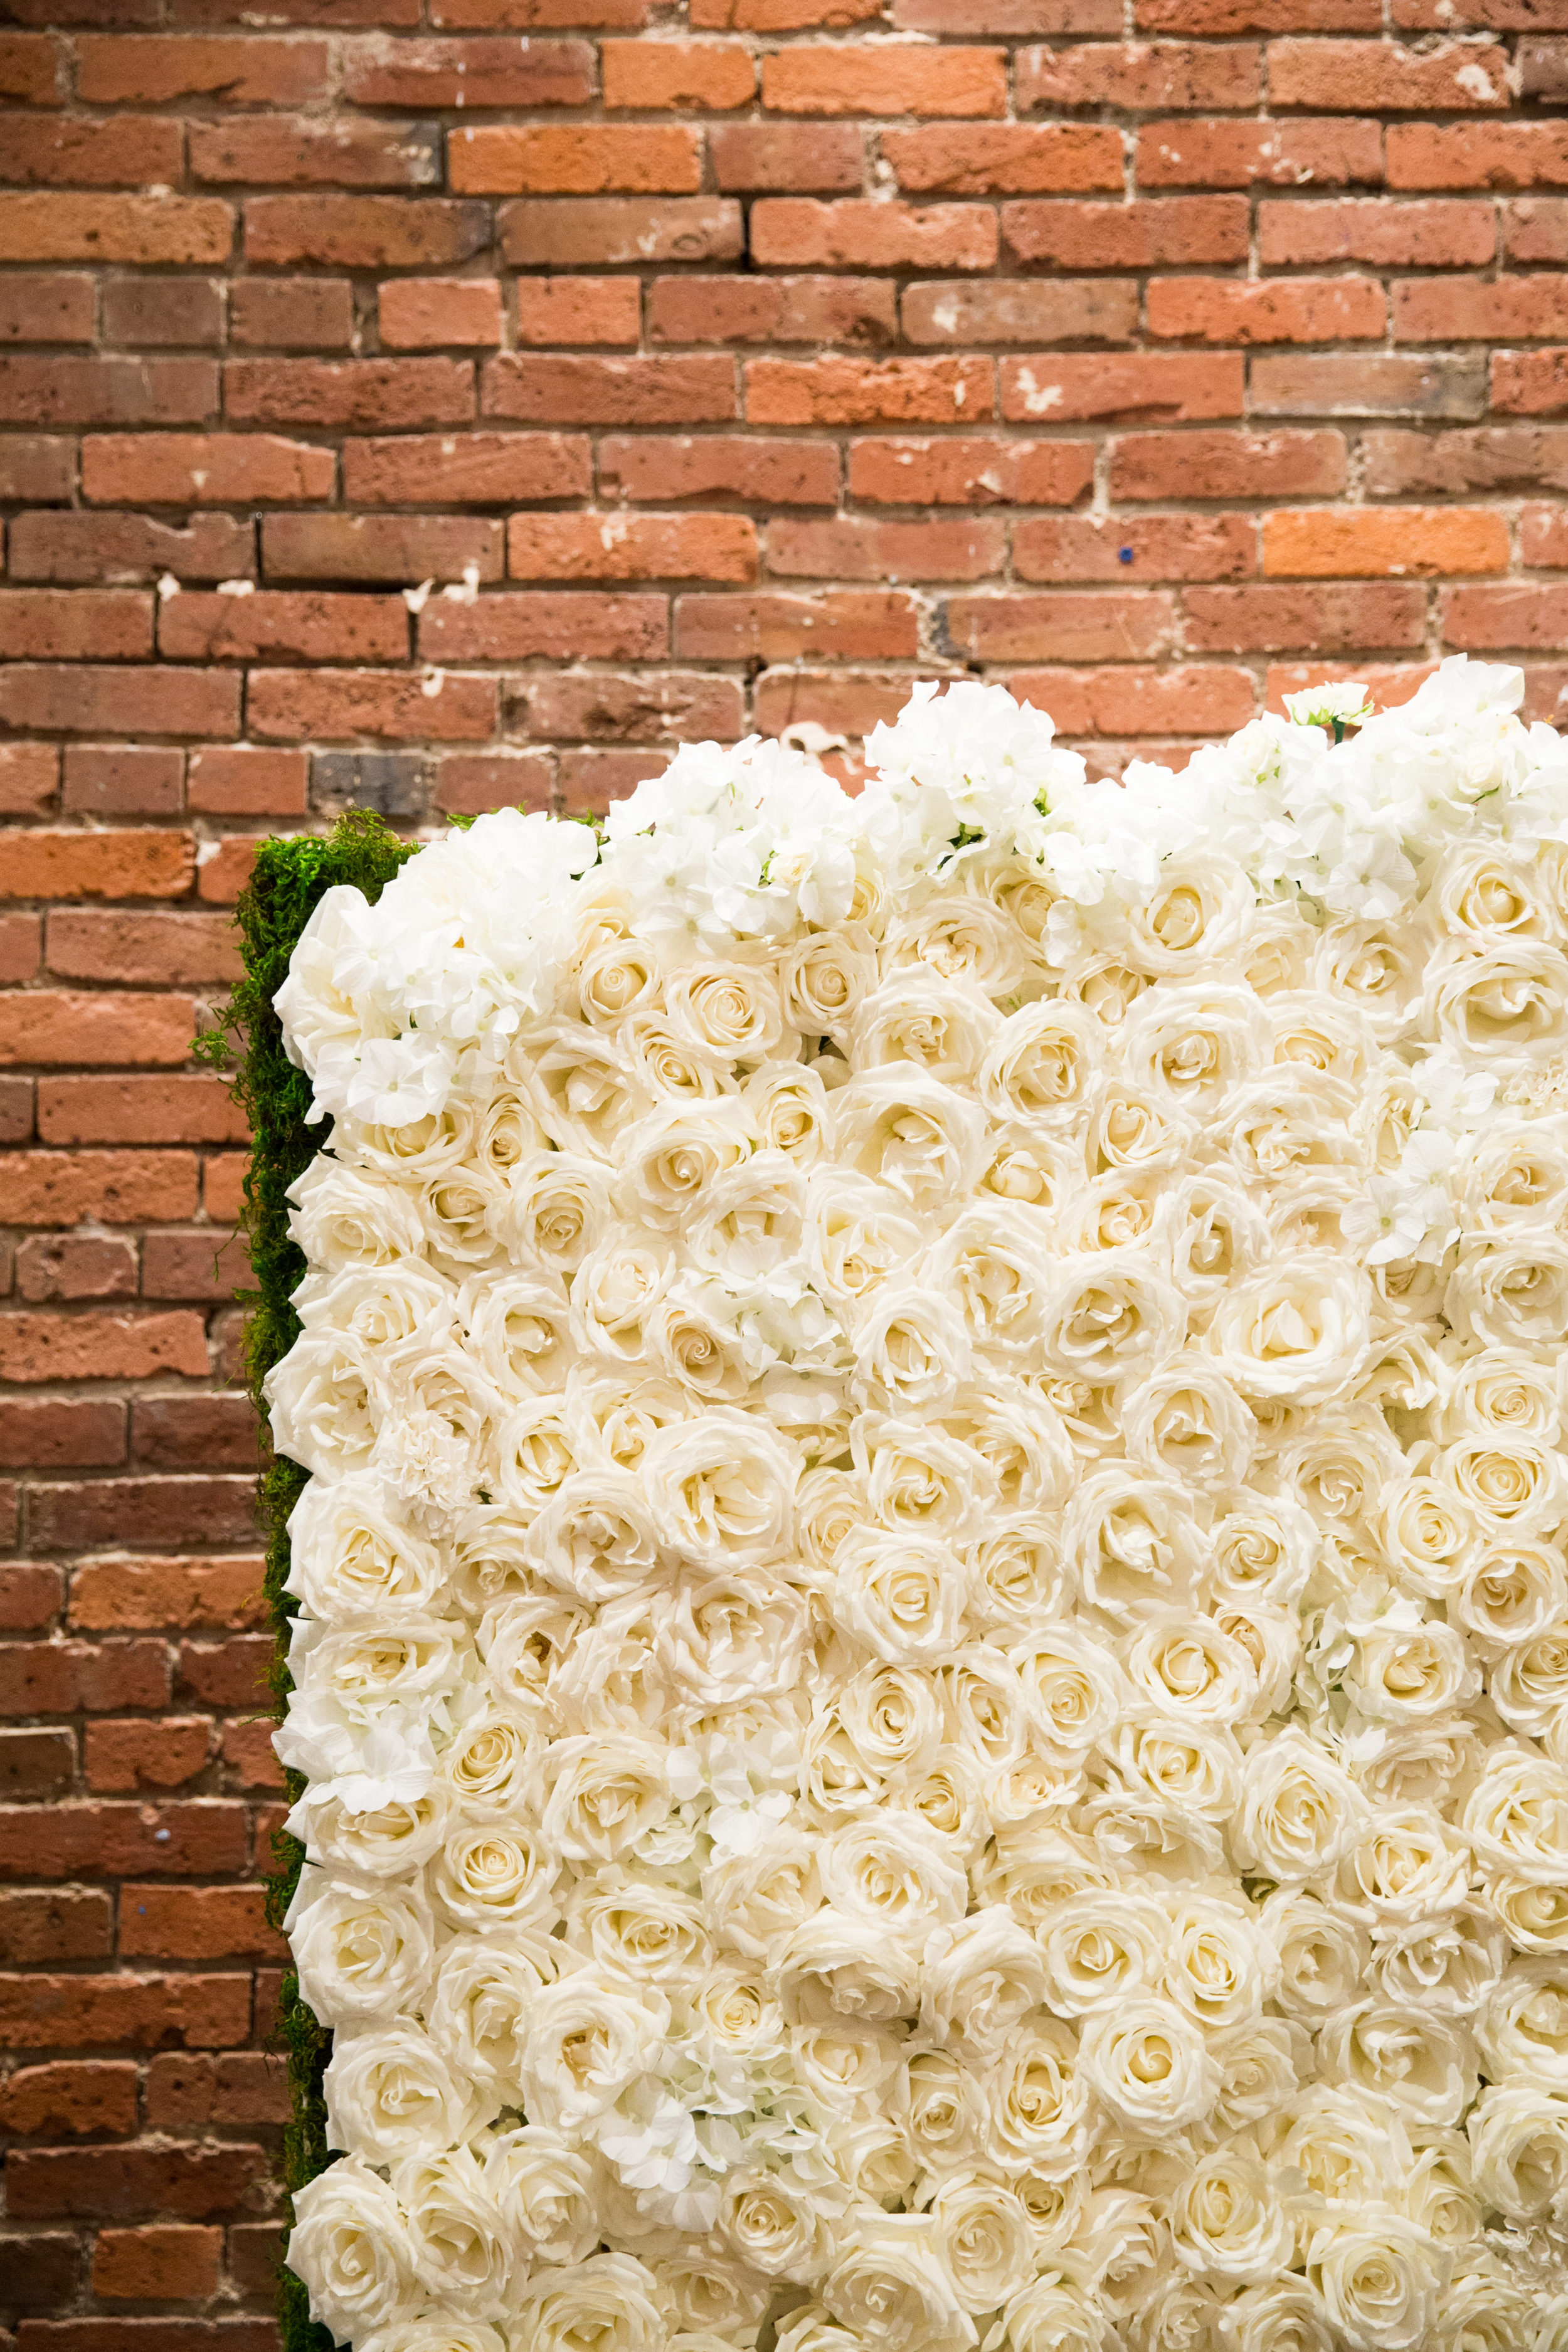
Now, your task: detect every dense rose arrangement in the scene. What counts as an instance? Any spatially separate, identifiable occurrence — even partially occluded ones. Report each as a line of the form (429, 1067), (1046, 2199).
(271, 659), (1568, 2352)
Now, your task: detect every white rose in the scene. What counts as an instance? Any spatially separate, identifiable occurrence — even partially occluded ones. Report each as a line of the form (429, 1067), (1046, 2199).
(928, 2171), (1034, 2312)
(1316, 2000), (1475, 2127)
(287, 1869), (435, 2031)
(1446, 1232), (1568, 1352)
(1305, 2211), (1445, 2352)
(431, 1818), (558, 1934)
(1080, 1997), (1218, 2136)
(1065, 1468), (1203, 1626)
(1167, 2143), (1293, 2284)
(1034, 1888), (1166, 2019)
(426, 1932), (558, 2091)
(1261, 1888), (1370, 2025)
(394, 2146), (516, 2314)
(542, 1735), (669, 1863)
(324, 2023), (490, 2164)
(837, 1069), (989, 1212)
(715, 2166), (833, 2282)
(1467, 2084), (1568, 2221)
(818, 1815), (967, 1936)
(1207, 1253), (1373, 1406)
(285, 1474), (446, 1623)
(820, 2213), (975, 2352)
(827, 1528), (967, 1665)
(1037, 1249), (1187, 1392)
(294, 1785), (448, 1883)
(1476, 1957), (1568, 2090)
(514, 2252), (667, 2352)
(517, 1969), (669, 2133)
(641, 1410), (796, 1568)
(783, 925), (878, 1044)
(919, 1905), (1050, 2062)
(288, 2156), (422, 2343)
(990, 2273), (1111, 2352)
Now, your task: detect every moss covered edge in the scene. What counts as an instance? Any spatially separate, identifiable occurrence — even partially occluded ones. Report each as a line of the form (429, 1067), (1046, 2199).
(199, 812), (419, 2352)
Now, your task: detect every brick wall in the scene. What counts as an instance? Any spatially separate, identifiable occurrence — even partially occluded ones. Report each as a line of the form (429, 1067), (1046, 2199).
(3, 0), (1568, 2340)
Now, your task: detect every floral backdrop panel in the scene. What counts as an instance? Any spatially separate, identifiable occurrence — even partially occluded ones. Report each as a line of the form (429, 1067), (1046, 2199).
(268, 662), (1568, 2352)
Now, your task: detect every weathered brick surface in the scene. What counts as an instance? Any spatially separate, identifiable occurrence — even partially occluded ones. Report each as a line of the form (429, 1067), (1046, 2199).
(3, 9), (1567, 2341)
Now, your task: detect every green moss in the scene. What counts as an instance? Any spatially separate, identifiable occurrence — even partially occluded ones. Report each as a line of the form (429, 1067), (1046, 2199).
(198, 812), (417, 2352)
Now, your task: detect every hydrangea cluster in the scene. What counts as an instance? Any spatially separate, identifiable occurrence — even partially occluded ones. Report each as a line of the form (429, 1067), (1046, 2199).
(273, 660), (1568, 2352)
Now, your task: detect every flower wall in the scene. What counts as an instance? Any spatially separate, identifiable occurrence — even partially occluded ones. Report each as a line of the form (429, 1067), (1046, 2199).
(272, 660), (1568, 2352)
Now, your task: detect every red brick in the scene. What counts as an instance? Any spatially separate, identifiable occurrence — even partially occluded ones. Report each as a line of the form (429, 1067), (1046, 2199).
(1009, 664), (1258, 734)
(1387, 124), (1568, 189)
(61, 748), (183, 819)
(260, 511), (501, 582)
(85, 1718), (214, 1791)
(1148, 276), (1385, 342)
(1138, 0), (1377, 22)
(1259, 196), (1495, 267)
(766, 514), (1005, 580)
(517, 669), (744, 742)
(649, 274), (898, 346)
(602, 38), (754, 107)
(499, 196), (743, 266)
(245, 193), (489, 268)
(70, 1555), (264, 1634)
(0, 911), (43, 980)
(1, 831), (194, 903)
(1001, 351), (1243, 421)
(0, 2062), (137, 2138)
(1269, 36), (1510, 108)
(451, 124), (700, 194)
(1111, 427), (1346, 499)
(203, 1157), (248, 1222)
(696, 0), (881, 18)
(1393, 277), (1568, 342)
(0, 666), (239, 739)
(197, 840), (260, 908)
(9, 512), (255, 586)
(229, 2222), (285, 2299)
(228, 277), (352, 350)
(380, 276), (502, 348)
(161, 590), (408, 664)
(0, 272), (93, 342)
(1251, 352), (1487, 417)
(598, 434), (840, 505)
(122, 1886), (281, 1961)
(1015, 513), (1255, 581)
(0, 1640), (167, 1715)
(417, 593), (666, 661)
(144, 2053), (289, 2129)
(132, 1394), (257, 1468)
(507, 512), (756, 582)
(219, 1722), (283, 1789)
(0, 1397), (124, 1470)
(1020, 38), (1259, 107)
(177, 1636), (272, 1709)
(761, 46), (1007, 115)
(0, 1310), (208, 1384)
(437, 752), (555, 815)
(882, 125), (1122, 194)
(0, 198), (232, 268)
(82, 433), (334, 507)
(0, 590), (152, 662)
(849, 433), (1094, 506)
(38, 1074), (245, 1147)
(342, 36), (594, 107)
(674, 591), (920, 660)
(76, 34), (328, 104)
(709, 122), (864, 190)
(0, 116), (184, 188)
(748, 354), (992, 424)
(1136, 118), (1382, 186)
(6, 2141), (266, 2220)
(344, 430), (590, 506)
(1363, 424), (1568, 497)
(0, 33), (64, 104)
(2, 1153), (200, 1227)
(0, 1729), (75, 1799)
(751, 198), (999, 270)
(1442, 584), (1568, 649)
(246, 667), (497, 741)
(185, 746), (305, 818)
(225, 357), (473, 430)
(0, 354), (217, 428)
(93, 2228), (223, 2304)
(1523, 504), (1568, 565)
(0, 991), (196, 1069)
(516, 277), (641, 345)
(1505, 199), (1568, 264)
(101, 278), (224, 348)
(943, 591), (1177, 662)
(0, 437), (73, 501)
(1493, 350), (1568, 415)
(0, 744), (59, 818)
(14, 1236), (137, 1302)
(0, 1890), (109, 1963)
(1002, 195), (1248, 266)
(1184, 582), (1427, 650)
(191, 114), (439, 188)
(46, 913), (238, 988)
(482, 352), (734, 425)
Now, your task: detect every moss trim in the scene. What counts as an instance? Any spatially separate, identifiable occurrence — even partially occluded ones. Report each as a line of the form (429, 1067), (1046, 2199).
(199, 812), (418, 2352)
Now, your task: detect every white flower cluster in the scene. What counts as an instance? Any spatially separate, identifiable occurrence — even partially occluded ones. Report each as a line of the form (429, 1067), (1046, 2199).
(272, 660), (1568, 2352)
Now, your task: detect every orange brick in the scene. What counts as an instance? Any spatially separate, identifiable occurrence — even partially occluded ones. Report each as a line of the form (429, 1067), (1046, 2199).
(81, 433), (334, 507)
(506, 512), (757, 581)
(1259, 196), (1494, 267)
(1387, 123), (1568, 189)
(601, 39), (756, 108)
(749, 199), (998, 270)
(448, 125), (702, 194)
(761, 47), (1007, 116)
(1136, 117), (1382, 186)
(748, 354), (993, 425)
(1262, 505), (1511, 578)
(883, 125), (1123, 193)
(516, 278), (641, 345)
(1147, 275), (1386, 342)
(1269, 36), (1510, 108)
(1022, 40), (1261, 108)
(379, 277), (503, 348)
